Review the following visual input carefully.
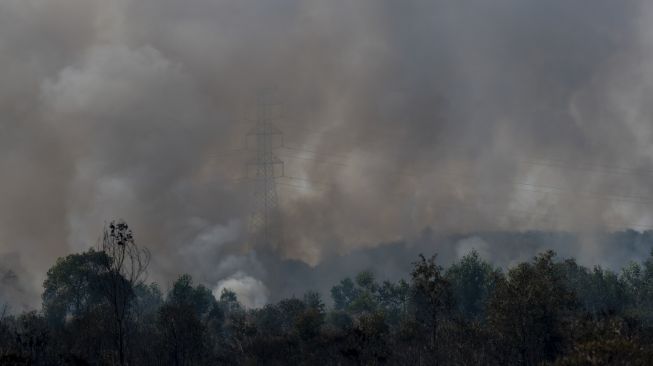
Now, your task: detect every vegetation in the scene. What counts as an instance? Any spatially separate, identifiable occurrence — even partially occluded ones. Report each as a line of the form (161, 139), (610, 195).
(2, 222), (653, 365)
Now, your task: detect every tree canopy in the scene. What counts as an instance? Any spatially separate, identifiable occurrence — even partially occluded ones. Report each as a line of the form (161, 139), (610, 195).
(4, 226), (653, 365)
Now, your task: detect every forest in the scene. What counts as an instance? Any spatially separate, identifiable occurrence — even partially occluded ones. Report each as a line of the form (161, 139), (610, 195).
(1, 221), (653, 365)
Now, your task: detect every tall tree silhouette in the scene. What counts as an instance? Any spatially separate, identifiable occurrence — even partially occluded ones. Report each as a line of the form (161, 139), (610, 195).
(99, 220), (150, 366)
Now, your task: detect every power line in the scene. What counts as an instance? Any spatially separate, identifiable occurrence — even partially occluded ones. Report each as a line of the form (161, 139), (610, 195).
(512, 181), (653, 206)
(280, 175), (332, 188)
(277, 152), (349, 167)
(277, 181), (326, 192)
(277, 147), (653, 207)
(203, 172), (653, 232)
(207, 119), (653, 232)
(276, 169), (653, 230)
(281, 132), (653, 179)
(516, 158), (653, 177)
(280, 145), (350, 160)
(278, 150), (653, 206)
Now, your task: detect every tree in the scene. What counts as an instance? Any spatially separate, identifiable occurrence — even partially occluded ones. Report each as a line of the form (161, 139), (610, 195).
(331, 278), (360, 311)
(157, 275), (216, 366)
(620, 250), (653, 323)
(446, 250), (498, 320)
(487, 251), (576, 366)
(560, 260), (625, 317)
(130, 283), (163, 366)
(330, 271), (382, 316)
(167, 274), (216, 316)
(20, 235), (653, 364)
(98, 220), (150, 366)
(377, 279), (410, 325)
(158, 303), (206, 366)
(340, 311), (390, 365)
(554, 338), (653, 366)
(409, 254), (453, 364)
(42, 249), (110, 327)
(296, 292), (325, 340)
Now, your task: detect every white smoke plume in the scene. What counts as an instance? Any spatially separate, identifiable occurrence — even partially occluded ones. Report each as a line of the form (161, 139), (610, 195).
(214, 272), (269, 309)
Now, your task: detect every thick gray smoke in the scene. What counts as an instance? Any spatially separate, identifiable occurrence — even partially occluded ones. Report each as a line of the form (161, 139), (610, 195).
(0, 0), (653, 309)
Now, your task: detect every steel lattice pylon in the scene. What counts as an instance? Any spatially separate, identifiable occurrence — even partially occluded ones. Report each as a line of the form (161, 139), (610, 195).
(246, 93), (284, 249)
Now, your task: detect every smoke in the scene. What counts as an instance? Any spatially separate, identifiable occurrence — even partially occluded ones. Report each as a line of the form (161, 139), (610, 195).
(213, 272), (269, 309)
(0, 254), (38, 313)
(0, 0), (652, 309)
(455, 237), (490, 261)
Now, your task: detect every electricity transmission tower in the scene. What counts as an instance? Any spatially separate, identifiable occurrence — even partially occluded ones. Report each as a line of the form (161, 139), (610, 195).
(246, 92), (284, 249)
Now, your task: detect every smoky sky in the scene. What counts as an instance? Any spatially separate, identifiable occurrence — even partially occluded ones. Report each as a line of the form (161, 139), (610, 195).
(1, 0), (653, 309)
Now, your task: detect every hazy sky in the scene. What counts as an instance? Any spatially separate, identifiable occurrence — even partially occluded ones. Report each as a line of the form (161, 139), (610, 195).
(1, 0), (653, 309)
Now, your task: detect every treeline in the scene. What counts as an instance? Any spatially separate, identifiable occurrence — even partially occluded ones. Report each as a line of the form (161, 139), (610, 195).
(2, 222), (653, 365)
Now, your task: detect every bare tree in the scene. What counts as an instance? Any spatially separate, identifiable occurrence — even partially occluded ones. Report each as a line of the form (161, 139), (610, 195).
(99, 220), (150, 366)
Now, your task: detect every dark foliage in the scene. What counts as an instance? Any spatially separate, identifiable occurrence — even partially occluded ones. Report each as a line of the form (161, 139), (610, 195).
(3, 226), (653, 365)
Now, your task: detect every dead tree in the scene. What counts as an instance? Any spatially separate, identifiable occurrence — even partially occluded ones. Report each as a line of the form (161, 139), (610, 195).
(99, 220), (150, 366)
